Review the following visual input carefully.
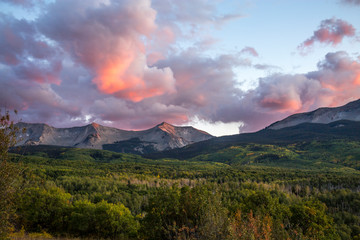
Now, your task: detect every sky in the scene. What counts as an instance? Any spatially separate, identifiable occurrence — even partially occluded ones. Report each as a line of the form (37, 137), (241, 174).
(0, 0), (360, 136)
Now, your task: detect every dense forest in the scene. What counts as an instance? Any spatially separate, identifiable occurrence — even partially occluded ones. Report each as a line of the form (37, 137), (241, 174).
(1, 113), (360, 239)
(0, 142), (358, 240)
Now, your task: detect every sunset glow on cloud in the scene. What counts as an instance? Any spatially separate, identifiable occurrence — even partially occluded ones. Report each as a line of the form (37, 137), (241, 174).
(0, 0), (359, 136)
(299, 18), (356, 52)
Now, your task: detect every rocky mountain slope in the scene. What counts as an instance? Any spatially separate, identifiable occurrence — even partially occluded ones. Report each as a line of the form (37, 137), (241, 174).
(15, 122), (213, 153)
(147, 120), (360, 160)
(268, 99), (360, 130)
(147, 99), (360, 159)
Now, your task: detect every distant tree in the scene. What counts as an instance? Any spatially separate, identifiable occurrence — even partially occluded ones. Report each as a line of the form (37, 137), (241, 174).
(290, 199), (340, 239)
(230, 210), (272, 240)
(0, 109), (24, 238)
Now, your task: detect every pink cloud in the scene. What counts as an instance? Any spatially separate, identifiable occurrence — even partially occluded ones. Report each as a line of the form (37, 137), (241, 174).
(240, 47), (259, 57)
(89, 98), (189, 130)
(299, 18), (356, 51)
(38, 0), (176, 102)
(1, 1), (360, 135)
(235, 51), (360, 132)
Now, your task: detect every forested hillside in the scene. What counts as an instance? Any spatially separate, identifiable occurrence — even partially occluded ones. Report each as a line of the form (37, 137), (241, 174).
(4, 142), (360, 240)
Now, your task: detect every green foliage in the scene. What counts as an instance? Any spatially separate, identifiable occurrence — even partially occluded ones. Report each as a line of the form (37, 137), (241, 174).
(0, 109), (19, 160)
(0, 109), (24, 238)
(17, 185), (139, 239)
(0, 160), (19, 238)
(148, 120), (360, 160)
(189, 141), (360, 170)
(17, 186), (72, 233)
(289, 199), (339, 239)
(141, 185), (229, 240)
(69, 200), (139, 239)
(6, 137), (360, 239)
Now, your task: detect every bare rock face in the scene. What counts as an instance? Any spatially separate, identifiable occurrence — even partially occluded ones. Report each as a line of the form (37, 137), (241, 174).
(139, 122), (213, 151)
(15, 121), (213, 152)
(268, 99), (360, 130)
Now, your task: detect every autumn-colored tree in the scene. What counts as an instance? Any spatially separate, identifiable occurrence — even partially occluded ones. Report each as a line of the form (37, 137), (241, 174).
(230, 209), (272, 240)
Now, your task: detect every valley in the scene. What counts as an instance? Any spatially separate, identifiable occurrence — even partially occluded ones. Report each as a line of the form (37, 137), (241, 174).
(2, 99), (360, 239)
(2, 1), (360, 239)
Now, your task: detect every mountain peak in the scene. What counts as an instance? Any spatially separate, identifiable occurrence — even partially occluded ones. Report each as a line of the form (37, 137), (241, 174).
(156, 122), (176, 135)
(157, 122), (173, 127)
(15, 121), (213, 154)
(90, 122), (100, 128)
(268, 99), (360, 130)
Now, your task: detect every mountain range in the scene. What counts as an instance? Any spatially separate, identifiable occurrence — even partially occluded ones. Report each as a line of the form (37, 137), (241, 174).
(147, 99), (360, 159)
(15, 122), (213, 154)
(15, 99), (360, 155)
(268, 99), (360, 130)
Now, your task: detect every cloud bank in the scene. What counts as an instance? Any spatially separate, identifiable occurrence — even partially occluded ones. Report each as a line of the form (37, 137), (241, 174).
(236, 51), (360, 132)
(1, 0), (360, 135)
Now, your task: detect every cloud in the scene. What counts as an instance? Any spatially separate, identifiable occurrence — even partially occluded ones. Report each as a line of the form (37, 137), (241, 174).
(234, 51), (360, 132)
(1, 1), (359, 136)
(299, 18), (356, 52)
(194, 37), (219, 51)
(254, 74), (322, 112)
(0, 0), (246, 131)
(240, 47), (259, 57)
(151, 0), (243, 47)
(145, 0), (244, 67)
(307, 51), (360, 91)
(152, 0), (243, 27)
(253, 64), (281, 71)
(155, 50), (243, 109)
(89, 97), (189, 130)
(37, 0), (176, 102)
(79, 49), (246, 130)
(1, 0), (36, 7)
(0, 14), (56, 65)
(340, 0), (360, 5)
(0, 13), (62, 87)
(0, 73), (80, 124)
